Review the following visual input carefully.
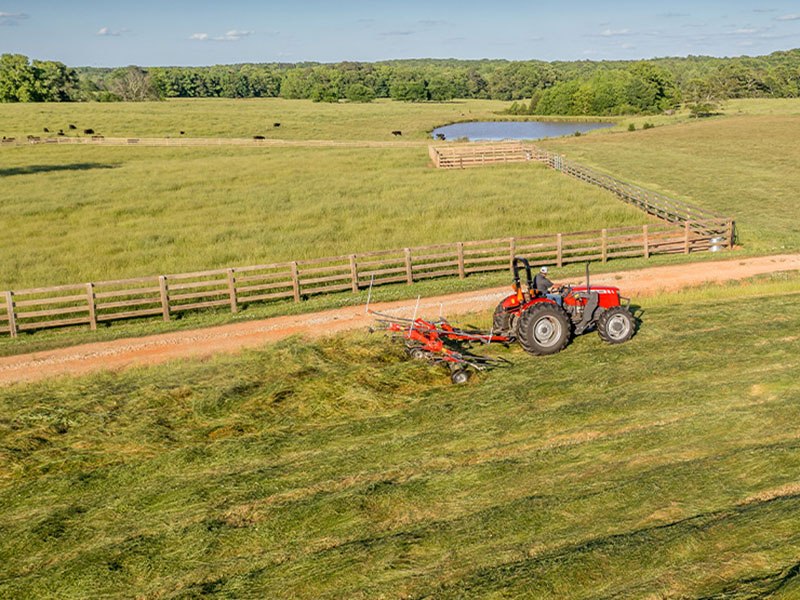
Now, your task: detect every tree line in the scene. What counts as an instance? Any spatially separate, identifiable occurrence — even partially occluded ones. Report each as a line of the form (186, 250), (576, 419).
(2, 50), (800, 115)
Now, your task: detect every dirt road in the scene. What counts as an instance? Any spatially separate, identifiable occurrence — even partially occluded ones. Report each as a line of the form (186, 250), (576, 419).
(2, 254), (798, 386)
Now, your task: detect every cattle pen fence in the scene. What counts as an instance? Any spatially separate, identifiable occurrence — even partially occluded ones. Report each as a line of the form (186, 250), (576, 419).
(0, 142), (734, 338)
(429, 142), (725, 227)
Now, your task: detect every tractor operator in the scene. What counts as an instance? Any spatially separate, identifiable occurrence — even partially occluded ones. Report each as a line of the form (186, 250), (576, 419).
(534, 266), (563, 306)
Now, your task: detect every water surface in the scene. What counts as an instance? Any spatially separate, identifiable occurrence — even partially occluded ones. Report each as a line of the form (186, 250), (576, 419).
(432, 120), (613, 141)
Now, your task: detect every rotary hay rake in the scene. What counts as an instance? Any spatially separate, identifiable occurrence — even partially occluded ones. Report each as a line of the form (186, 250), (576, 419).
(369, 310), (512, 384)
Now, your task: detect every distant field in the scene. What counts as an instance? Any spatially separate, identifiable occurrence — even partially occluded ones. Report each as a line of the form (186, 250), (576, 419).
(1, 274), (799, 599)
(0, 144), (651, 289)
(0, 98), (516, 141)
(545, 101), (800, 254)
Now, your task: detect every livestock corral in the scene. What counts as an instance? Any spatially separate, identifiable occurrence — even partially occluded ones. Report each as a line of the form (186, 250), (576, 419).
(1, 98), (800, 599)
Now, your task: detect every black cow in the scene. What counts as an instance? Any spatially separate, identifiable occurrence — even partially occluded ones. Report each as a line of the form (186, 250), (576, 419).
(84, 128), (94, 135)
(435, 133), (446, 141)
(253, 135), (266, 140)
(68, 124), (77, 130)
(391, 130), (402, 136)
(273, 123), (281, 128)
(179, 131), (185, 135)
(57, 130), (65, 136)
(43, 127), (49, 133)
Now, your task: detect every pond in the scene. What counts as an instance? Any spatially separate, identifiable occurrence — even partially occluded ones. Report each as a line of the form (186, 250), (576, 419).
(431, 120), (613, 142)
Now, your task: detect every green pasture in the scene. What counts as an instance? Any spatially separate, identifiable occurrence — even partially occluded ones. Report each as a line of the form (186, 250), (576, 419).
(0, 98), (515, 141)
(1, 273), (799, 599)
(545, 102), (800, 254)
(0, 144), (651, 290)
(1, 97), (799, 354)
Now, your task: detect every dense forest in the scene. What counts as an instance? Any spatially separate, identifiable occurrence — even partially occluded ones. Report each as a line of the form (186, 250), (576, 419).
(2, 50), (800, 115)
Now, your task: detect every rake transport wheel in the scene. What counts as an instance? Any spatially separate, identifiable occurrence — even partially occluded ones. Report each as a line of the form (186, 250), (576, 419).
(492, 301), (518, 339)
(517, 303), (572, 356)
(597, 306), (635, 344)
(405, 346), (429, 361)
(451, 369), (470, 385)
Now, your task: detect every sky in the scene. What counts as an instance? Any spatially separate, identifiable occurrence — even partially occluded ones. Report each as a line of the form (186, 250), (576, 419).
(1, 0), (800, 67)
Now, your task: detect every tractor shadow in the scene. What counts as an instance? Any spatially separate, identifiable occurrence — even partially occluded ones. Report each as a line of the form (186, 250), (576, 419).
(0, 163), (118, 177)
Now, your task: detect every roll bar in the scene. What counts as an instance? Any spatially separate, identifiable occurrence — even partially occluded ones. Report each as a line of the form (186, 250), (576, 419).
(512, 256), (533, 292)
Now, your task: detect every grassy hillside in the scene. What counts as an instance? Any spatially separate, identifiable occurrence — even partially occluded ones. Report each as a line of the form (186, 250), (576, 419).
(1, 273), (799, 598)
(545, 104), (800, 254)
(0, 145), (651, 289)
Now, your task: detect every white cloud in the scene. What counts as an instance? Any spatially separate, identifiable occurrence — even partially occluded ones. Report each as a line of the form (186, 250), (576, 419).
(190, 29), (253, 42)
(600, 28), (630, 37)
(97, 26), (128, 36)
(380, 30), (415, 37)
(777, 14), (800, 21)
(219, 29), (253, 41)
(0, 11), (28, 26)
(621, 43), (636, 49)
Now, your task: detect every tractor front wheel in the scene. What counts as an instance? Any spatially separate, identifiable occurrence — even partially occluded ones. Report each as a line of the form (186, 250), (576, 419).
(597, 306), (635, 344)
(517, 303), (572, 356)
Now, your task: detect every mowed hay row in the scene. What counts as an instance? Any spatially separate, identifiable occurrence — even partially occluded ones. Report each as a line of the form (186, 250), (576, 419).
(1, 280), (799, 598)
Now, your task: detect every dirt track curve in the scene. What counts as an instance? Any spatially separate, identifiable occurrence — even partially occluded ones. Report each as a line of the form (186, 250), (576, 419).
(2, 254), (799, 386)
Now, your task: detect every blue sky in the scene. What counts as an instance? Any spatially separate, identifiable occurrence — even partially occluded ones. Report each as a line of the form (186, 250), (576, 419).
(1, 1), (800, 66)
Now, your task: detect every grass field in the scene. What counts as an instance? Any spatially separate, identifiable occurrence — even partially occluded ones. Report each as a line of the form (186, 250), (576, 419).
(0, 98), (517, 141)
(1, 97), (799, 352)
(1, 273), (799, 599)
(545, 102), (800, 254)
(0, 144), (652, 289)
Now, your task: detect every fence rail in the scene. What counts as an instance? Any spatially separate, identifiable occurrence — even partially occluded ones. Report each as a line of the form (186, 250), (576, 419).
(1, 220), (733, 337)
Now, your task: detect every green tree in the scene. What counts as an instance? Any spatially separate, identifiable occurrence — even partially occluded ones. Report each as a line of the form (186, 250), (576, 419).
(0, 54), (38, 102)
(345, 83), (376, 102)
(32, 60), (77, 101)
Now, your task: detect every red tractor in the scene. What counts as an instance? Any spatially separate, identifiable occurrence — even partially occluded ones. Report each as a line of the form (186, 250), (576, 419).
(492, 257), (635, 355)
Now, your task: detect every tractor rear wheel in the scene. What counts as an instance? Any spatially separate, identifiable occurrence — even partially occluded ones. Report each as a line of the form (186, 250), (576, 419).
(597, 306), (634, 344)
(492, 301), (518, 339)
(517, 302), (572, 356)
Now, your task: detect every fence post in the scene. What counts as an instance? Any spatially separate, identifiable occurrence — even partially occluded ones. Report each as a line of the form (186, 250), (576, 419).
(349, 255), (359, 293)
(727, 219), (735, 249)
(404, 248), (414, 284)
(509, 237), (516, 270)
(226, 268), (238, 314)
(86, 283), (97, 331)
(290, 262), (301, 302)
(601, 229), (608, 263)
(5, 291), (17, 338)
(643, 225), (650, 259)
(457, 242), (466, 279)
(158, 276), (171, 321)
(684, 221), (691, 254)
(556, 233), (563, 268)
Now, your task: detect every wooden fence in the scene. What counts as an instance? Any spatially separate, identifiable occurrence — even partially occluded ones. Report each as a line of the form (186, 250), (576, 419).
(1, 220), (733, 337)
(429, 143), (727, 229)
